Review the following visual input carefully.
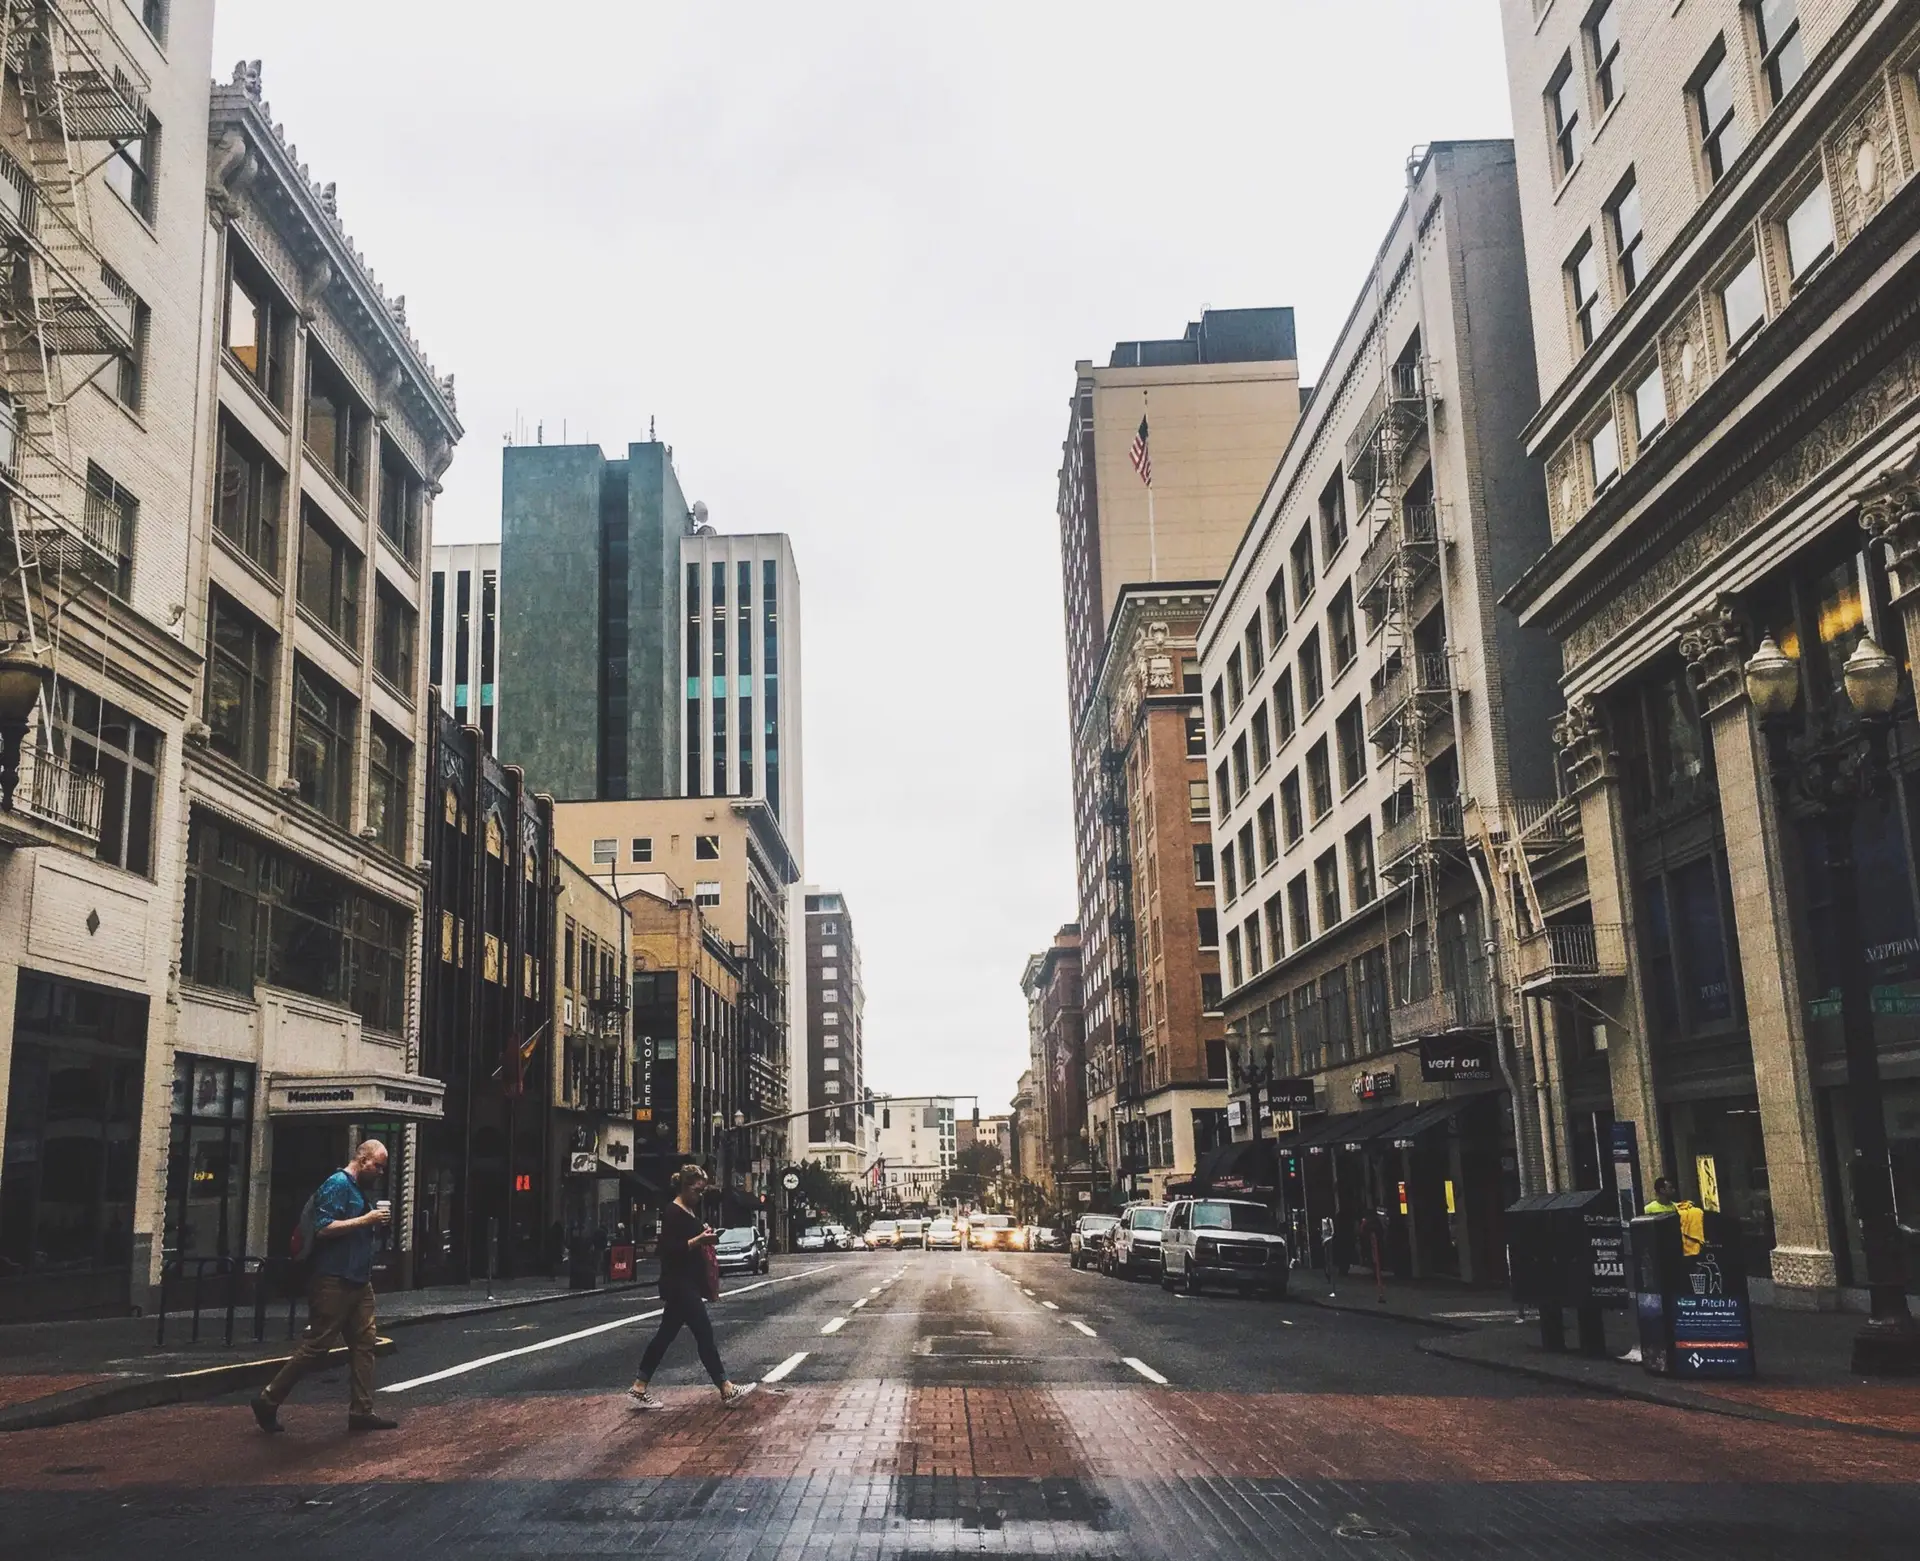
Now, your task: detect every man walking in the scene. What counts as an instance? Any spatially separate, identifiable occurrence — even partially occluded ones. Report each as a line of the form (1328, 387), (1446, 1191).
(253, 1139), (398, 1433)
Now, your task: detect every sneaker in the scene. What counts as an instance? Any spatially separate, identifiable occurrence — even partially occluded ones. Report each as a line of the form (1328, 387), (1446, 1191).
(251, 1396), (282, 1434)
(347, 1412), (399, 1432)
(626, 1387), (664, 1412)
(719, 1384), (757, 1409)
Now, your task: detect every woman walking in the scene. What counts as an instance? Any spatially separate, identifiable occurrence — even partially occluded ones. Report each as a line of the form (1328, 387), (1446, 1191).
(629, 1165), (754, 1411)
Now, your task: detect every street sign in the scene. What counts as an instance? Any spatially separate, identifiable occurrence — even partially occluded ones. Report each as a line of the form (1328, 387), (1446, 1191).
(1418, 1035), (1496, 1083)
(782, 1170), (800, 1191)
(1267, 1077), (1315, 1110)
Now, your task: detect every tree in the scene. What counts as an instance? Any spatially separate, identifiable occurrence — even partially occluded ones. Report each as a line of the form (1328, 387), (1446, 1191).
(789, 1159), (861, 1229)
(940, 1141), (1005, 1208)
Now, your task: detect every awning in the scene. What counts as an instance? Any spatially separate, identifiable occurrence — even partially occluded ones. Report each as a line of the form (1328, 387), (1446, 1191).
(266, 1071), (445, 1121)
(1282, 1102), (1427, 1155)
(1192, 1138), (1278, 1194)
(1382, 1094), (1479, 1148)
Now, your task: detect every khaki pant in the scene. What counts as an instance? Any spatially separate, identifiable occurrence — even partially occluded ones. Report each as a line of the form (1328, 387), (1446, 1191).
(263, 1274), (378, 1417)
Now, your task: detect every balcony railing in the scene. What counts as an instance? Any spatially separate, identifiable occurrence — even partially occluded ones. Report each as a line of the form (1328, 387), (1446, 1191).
(1378, 796), (1465, 872)
(15, 744), (104, 840)
(1357, 502), (1441, 610)
(1517, 923), (1627, 991)
(1388, 973), (1496, 1044)
(1366, 651), (1452, 743)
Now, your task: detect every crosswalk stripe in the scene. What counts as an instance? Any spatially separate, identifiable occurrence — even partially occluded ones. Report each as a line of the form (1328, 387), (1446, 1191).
(761, 1352), (808, 1383)
(1122, 1356), (1169, 1385)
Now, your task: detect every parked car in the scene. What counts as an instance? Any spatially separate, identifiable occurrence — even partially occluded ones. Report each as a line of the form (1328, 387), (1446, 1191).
(926, 1217), (963, 1251)
(1070, 1214), (1120, 1270)
(715, 1225), (770, 1276)
(1031, 1225), (1068, 1253)
(1158, 1198), (1289, 1296)
(896, 1217), (927, 1250)
(1106, 1204), (1168, 1279)
(966, 1213), (1024, 1251)
(796, 1225), (833, 1253)
(850, 1233), (869, 1250)
(867, 1219), (899, 1249)
(823, 1224), (852, 1250)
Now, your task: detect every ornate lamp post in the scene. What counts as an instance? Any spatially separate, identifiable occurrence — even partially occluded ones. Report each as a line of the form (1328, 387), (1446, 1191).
(0, 633), (51, 813)
(1746, 628), (1919, 1374)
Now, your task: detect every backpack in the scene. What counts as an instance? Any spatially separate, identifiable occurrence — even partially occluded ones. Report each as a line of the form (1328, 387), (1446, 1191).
(287, 1186), (323, 1281)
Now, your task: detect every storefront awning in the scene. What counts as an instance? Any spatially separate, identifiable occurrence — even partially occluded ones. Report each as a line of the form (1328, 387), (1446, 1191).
(1383, 1094), (1482, 1148)
(266, 1071), (445, 1121)
(1283, 1102), (1427, 1154)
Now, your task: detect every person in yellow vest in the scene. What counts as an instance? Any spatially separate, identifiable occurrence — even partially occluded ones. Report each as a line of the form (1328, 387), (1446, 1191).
(1644, 1177), (1705, 1255)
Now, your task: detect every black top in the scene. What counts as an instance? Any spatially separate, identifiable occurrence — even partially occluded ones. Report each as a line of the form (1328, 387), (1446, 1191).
(658, 1201), (705, 1286)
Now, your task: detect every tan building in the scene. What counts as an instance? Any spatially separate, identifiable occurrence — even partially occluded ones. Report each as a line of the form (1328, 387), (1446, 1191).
(1080, 585), (1230, 1203)
(551, 852), (632, 1238)
(553, 796), (798, 1216)
(1057, 310), (1302, 1208)
(1497, 0), (1920, 1327)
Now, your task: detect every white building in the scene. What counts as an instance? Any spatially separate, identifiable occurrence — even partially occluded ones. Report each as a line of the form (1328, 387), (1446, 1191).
(864, 1095), (955, 1207)
(429, 541), (498, 750)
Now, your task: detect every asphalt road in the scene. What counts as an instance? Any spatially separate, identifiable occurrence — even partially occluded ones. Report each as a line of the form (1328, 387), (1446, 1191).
(1, 1248), (1916, 1558)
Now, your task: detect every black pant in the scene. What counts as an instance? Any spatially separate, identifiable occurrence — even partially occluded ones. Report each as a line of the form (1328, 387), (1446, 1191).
(638, 1279), (727, 1387)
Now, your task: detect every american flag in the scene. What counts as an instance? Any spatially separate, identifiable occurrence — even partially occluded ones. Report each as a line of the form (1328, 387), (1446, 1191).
(1128, 414), (1151, 487)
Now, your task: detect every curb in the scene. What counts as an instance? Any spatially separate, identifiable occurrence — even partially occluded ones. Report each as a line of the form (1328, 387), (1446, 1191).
(1296, 1291), (1483, 1332)
(0, 1336), (399, 1434)
(377, 1278), (657, 1331)
(1414, 1334), (1920, 1443)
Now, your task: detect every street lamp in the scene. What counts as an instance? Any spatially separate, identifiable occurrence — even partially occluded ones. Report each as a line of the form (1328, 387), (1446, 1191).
(1745, 629), (1919, 1375)
(0, 634), (51, 813)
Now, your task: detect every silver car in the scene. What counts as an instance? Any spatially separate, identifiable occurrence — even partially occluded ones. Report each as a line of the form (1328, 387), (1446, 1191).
(1158, 1198), (1289, 1296)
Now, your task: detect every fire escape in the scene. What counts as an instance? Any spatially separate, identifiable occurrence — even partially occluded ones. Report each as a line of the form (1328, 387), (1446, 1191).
(0, 1), (147, 843)
(1099, 734), (1147, 1193)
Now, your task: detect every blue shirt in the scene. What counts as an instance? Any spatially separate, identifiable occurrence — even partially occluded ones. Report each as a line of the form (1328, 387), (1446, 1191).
(312, 1170), (376, 1285)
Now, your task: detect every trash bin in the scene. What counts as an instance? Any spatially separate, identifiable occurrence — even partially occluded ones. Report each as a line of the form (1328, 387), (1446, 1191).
(1630, 1211), (1755, 1379)
(608, 1242), (636, 1283)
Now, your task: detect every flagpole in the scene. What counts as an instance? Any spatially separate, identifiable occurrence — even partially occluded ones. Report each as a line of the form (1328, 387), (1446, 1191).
(1144, 390), (1158, 578)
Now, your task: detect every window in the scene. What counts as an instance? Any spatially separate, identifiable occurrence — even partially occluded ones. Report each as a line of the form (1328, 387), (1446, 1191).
(1783, 179), (1833, 284)
(631, 837), (653, 863)
(204, 590), (273, 778)
(1214, 759), (1231, 814)
(1348, 822), (1377, 910)
(1609, 174), (1645, 295)
(1245, 914), (1265, 977)
(1290, 528), (1315, 610)
(1238, 822), (1257, 892)
(1193, 843), (1214, 884)
(141, 0), (169, 42)
(1222, 839), (1239, 902)
(298, 504), (361, 649)
(1196, 908), (1219, 948)
(1306, 738), (1333, 820)
(106, 111), (159, 221)
(1272, 668), (1296, 744)
(290, 658), (355, 826)
(1244, 616), (1265, 679)
(1280, 769), (1304, 845)
(1752, 0), (1804, 106)
(1568, 235), (1607, 350)
(1265, 893), (1287, 965)
(378, 440), (424, 564)
(164, 1054), (253, 1267)
(1631, 361), (1667, 449)
(373, 580), (416, 693)
(1718, 253), (1765, 356)
(214, 415), (283, 574)
(1200, 972), (1223, 1012)
(306, 351), (370, 502)
(1182, 659), (1201, 695)
(592, 839), (616, 865)
(105, 268), (149, 410)
(1335, 700), (1366, 792)
(1225, 928), (1243, 989)
(695, 882), (722, 908)
(1209, 679), (1227, 738)
(43, 683), (159, 876)
(81, 462), (136, 598)
(1257, 798), (1278, 867)
(1227, 648), (1245, 710)
(1319, 469), (1348, 557)
(1328, 585), (1357, 672)
(1299, 630), (1324, 711)
(1186, 710), (1207, 757)
(1547, 53), (1583, 178)
(1588, 415), (1621, 494)
(224, 247), (294, 409)
(1695, 42), (1748, 184)
(366, 721), (410, 858)
(1316, 849), (1342, 929)
(1188, 779), (1210, 820)
(696, 835), (721, 860)
(1288, 874), (1313, 950)
(1231, 735), (1250, 799)
(1590, 1), (1622, 108)
(1251, 704), (1271, 773)
(1265, 573), (1287, 648)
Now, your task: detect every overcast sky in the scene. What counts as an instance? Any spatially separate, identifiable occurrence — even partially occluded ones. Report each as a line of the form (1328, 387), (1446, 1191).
(212, 1), (1515, 1115)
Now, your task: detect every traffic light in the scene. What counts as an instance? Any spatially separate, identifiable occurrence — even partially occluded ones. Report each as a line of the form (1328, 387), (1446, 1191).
(882, 1107), (890, 1129)
(972, 1104), (980, 1126)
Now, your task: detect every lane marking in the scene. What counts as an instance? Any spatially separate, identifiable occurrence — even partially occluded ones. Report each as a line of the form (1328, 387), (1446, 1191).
(1022, 1288), (1035, 1296)
(1069, 1320), (1097, 1337)
(820, 1316), (847, 1335)
(1122, 1356), (1168, 1385)
(380, 1269), (826, 1393)
(1041, 1300), (1059, 1310)
(851, 1298), (868, 1309)
(762, 1351), (808, 1383)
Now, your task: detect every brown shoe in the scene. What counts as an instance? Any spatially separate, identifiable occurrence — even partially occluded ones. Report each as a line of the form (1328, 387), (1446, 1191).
(347, 1412), (399, 1431)
(251, 1395), (282, 1433)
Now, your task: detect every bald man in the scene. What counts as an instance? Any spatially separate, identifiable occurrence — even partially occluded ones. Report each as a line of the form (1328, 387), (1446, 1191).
(255, 1139), (398, 1432)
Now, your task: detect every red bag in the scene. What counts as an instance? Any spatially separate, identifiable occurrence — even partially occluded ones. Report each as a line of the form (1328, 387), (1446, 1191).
(702, 1244), (721, 1302)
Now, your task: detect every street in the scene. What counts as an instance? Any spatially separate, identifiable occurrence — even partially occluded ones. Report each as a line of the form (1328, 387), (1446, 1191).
(0, 1250), (1915, 1558)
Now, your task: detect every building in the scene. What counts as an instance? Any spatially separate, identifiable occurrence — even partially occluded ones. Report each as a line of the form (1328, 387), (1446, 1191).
(429, 542), (498, 750)
(1056, 309), (1303, 1211)
(626, 875), (745, 1225)
(865, 1094), (955, 1208)
(1081, 585), (1231, 1205)
(798, 888), (863, 1175)
(1497, 0), (1920, 1309)
(416, 710), (552, 1284)
(1021, 925), (1087, 1202)
(1008, 1071), (1043, 1189)
(958, 1113), (1009, 1161)
(0, 2), (219, 1319)
(551, 852), (633, 1244)
(553, 796), (799, 1216)
(1197, 142), (1561, 1283)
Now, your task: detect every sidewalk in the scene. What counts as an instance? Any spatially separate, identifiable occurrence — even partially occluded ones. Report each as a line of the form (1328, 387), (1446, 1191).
(0, 1262), (661, 1433)
(1296, 1268), (1920, 1439)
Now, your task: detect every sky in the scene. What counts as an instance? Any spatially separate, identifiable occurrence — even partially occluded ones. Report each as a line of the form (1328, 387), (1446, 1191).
(211, 0), (1516, 1114)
